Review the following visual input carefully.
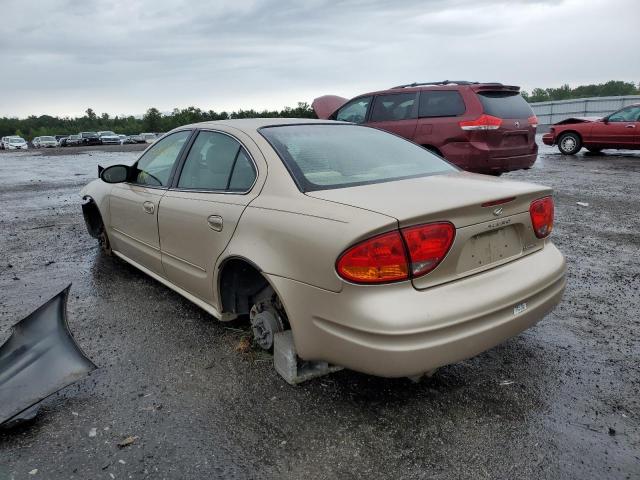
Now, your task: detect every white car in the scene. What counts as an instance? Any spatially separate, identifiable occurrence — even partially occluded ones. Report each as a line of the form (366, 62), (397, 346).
(118, 134), (127, 145)
(4, 136), (28, 150)
(98, 131), (121, 145)
(140, 132), (157, 144)
(33, 136), (58, 148)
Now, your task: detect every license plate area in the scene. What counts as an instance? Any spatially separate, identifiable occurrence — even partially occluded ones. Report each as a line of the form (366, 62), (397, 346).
(457, 226), (522, 273)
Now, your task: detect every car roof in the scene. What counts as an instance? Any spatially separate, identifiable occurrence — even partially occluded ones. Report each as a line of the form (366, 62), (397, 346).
(179, 117), (342, 131)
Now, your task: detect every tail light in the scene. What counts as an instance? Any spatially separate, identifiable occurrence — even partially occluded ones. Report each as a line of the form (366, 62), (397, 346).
(336, 222), (455, 284)
(459, 114), (502, 131)
(401, 222), (455, 277)
(528, 115), (538, 128)
(529, 197), (554, 238)
(336, 231), (408, 284)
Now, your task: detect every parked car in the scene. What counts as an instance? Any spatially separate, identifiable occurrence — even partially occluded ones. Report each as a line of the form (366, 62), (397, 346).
(81, 118), (566, 383)
(118, 134), (127, 145)
(97, 131), (121, 145)
(140, 132), (157, 144)
(128, 134), (145, 144)
(4, 136), (28, 150)
(61, 134), (81, 147)
(33, 136), (58, 148)
(542, 103), (640, 155)
(0, 136), (8, 149)
(79, 132), (101, 145)
(55, 135), (69, 146)
(313, 81), (539, 175)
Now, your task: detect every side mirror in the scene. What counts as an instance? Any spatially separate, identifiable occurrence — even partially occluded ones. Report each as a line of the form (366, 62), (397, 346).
(100, 164), (129, 184)
(601, 116), (609, 124)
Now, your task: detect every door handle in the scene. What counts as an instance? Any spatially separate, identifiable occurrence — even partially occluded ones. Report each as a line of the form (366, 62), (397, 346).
(142, 201), (155, 214)
(207, 215), (223, 232)
(625, 124), (636, 128)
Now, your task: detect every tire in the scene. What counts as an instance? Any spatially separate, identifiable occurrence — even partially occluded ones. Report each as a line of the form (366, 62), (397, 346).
(558, 132), (582, 155)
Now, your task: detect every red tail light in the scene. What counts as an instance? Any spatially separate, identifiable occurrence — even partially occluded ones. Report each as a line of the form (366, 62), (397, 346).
(401, 222), (455, 277)
(336, 231), (409, 284)
(337, 222), (456, 284)
(459, 114), (502, 131)
(529, 197), (554, 238)
(528, 115), (538, 128)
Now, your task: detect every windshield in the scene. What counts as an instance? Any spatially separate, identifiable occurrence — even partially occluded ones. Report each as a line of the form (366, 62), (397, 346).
(81, 132), (98, 137)
(260, 124), (456, 192)
(477, 91), (533, 119)
(100, 131), (116, 136)
(9, 138), (25, 144)
(42, 136), (55, 141)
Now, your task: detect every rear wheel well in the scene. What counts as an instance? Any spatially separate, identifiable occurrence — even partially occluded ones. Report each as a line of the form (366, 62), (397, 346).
(219, 258), (270, 316)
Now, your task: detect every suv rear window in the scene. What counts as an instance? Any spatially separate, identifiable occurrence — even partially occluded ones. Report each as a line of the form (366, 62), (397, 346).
(419, 91), (465, 117)
(477, 91), (533, 119)
(260, 124), (455, 192)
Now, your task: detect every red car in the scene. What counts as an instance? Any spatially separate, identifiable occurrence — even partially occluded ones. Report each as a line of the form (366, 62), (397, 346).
(542, 103), (640, 155)
(313, 81), (538, 175)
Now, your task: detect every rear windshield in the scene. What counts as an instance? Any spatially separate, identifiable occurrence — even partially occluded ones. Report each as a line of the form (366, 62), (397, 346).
(477, 91), (533, 119)
(260, 124), (456, 192)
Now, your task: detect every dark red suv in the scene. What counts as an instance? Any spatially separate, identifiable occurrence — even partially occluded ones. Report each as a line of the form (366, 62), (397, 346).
(313, 81), (538, 175)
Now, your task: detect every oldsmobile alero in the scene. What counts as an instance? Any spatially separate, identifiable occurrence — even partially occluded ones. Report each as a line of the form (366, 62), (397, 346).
(81, 118), (566, 382)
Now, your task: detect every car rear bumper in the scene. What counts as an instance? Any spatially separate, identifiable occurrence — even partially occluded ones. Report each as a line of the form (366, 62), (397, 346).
(267, 243), (566, 378)
(542, 133), (555, 145)
(442, 141), (538, 173)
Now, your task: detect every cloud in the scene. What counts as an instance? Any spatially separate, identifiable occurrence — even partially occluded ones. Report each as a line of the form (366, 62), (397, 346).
(0, 0), (637, 117)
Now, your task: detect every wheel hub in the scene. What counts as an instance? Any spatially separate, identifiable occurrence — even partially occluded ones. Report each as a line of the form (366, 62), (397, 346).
(250, 305), (284, 350)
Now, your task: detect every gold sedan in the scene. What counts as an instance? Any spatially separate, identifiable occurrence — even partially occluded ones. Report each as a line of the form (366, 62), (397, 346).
(81, 118), (566, 383)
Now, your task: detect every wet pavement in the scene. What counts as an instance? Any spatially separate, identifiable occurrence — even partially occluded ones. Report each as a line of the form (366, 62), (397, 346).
(0, 141), (638, 479)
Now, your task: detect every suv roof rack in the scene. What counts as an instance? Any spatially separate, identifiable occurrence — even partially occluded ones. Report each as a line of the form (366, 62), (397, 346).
(391, 81), (504, 89)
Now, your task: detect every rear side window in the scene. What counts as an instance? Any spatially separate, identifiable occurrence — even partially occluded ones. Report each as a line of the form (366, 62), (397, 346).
(419, 91), (466, 117)
(260, 124), (455, 192)
(370, 93), (417, 122)
(177, 131), (255, 192)
(477, 91), (533, 118)
(336, 96), (371, 124)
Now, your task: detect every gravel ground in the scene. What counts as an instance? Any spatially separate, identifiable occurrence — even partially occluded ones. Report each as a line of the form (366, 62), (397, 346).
(0, 141), (638, 479)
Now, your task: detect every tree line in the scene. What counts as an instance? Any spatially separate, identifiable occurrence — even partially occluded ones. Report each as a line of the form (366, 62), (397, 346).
(2, 80), (638, 139)
(0, 103), (316, 140)
(521, 80), (639, 103)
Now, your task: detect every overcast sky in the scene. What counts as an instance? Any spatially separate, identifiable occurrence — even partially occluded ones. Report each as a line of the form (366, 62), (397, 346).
(1, 0), (638, 118)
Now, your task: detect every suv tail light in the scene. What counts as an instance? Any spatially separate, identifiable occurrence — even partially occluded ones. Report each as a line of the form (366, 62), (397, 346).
(529, 197), (554, 238)
(459, 114), (502, 131)
(528, 115), (539, 128)
(336, 222), (456, 284)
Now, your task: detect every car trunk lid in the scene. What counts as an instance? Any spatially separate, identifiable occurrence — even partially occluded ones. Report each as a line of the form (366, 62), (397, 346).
(307, 172), (552, 288)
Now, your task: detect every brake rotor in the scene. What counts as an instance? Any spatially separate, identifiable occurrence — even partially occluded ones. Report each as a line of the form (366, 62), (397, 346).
(249, 305), (284, 350)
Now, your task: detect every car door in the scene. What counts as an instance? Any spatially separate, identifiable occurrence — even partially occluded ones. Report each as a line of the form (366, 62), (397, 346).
(365, 92), (418, 140)
(592, 105), (640, 147)
(108, 130), (192, 275)
(158, 129), (261, 305)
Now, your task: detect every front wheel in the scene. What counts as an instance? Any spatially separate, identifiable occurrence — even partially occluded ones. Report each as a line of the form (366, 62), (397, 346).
(558, 132), (582, 155)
